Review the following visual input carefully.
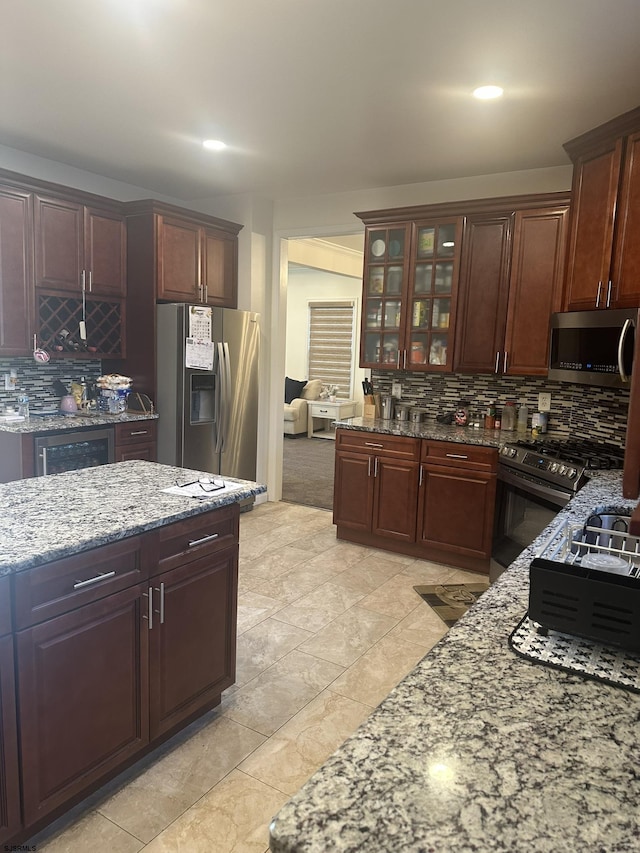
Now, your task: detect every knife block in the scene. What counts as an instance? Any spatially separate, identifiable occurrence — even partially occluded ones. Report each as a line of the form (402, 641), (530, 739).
(363, 394), (381, 419)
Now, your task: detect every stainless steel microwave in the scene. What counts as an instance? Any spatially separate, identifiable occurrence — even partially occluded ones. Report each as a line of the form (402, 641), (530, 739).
(548, 308), (637, 388)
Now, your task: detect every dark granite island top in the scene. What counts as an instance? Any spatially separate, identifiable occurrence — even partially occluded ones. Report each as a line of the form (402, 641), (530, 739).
(0, 459), (265, 575)
(269, 470), (640, 853)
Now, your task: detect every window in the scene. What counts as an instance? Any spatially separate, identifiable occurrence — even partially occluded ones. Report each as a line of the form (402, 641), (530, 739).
(307, 301), (356, 399)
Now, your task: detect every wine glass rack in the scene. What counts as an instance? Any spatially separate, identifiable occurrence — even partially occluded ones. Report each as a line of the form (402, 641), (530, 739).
(37, 293), (124, 357)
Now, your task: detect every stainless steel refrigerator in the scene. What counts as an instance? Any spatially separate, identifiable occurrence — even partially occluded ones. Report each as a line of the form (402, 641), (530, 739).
(156, 303), (259, 481)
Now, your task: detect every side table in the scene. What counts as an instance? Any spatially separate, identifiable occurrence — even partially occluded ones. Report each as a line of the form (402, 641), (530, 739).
(307, 399), (358, 439)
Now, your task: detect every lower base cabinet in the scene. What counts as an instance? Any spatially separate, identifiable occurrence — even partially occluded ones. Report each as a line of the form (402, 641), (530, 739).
(0, 630), (21, 845)
(334, 430), (497, 572)
(8, 502), (239, 842)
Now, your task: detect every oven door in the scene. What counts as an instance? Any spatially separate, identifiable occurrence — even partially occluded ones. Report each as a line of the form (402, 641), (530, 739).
(35, 428), (115, 476)
(493, 465), (573, 569)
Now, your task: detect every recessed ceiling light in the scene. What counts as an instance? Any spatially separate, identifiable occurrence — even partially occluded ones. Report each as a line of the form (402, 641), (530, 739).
(472, 85), (504, 100)
(202, 139), (227, 151)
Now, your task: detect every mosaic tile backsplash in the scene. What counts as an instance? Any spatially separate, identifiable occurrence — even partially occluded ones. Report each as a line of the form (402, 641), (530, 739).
(371, 369), (630, 449)
(0, 356), (102, 412)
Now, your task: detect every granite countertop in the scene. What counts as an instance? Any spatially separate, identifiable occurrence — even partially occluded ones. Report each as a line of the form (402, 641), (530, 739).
(0, 411), (158, 435)
(333, 416), (567, 447)
(269, 470), (640, 853)
(0, 459), (265, 575)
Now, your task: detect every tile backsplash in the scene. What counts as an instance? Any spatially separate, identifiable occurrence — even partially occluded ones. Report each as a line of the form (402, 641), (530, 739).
(0, 356), (102, 411)
(371, 370), (630, 448)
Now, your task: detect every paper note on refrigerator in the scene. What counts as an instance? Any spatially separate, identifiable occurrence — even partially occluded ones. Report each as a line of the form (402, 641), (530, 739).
(185, 337), (214, 370)
(188, 305), (212, 340)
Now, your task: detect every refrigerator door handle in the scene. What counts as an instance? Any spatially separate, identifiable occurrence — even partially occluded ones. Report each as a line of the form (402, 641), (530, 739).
(214, 343), (225, 454)
(221, 342), (232, 453)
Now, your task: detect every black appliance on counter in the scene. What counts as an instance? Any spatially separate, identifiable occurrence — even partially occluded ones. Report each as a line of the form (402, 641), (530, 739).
(493, 437), (624, 568)
(548, 308), (637, 387)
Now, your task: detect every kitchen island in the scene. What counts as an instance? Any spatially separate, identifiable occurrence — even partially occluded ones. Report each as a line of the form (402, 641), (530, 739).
(269, 469), (640, 853)
(0, 460), (265, 844)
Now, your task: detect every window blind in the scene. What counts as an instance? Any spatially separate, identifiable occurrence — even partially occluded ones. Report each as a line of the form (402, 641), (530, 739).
(308, 301), (355, 398)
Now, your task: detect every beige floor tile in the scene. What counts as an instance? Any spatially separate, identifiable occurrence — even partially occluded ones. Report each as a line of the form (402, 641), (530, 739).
(235, 618), (313, 686)
(400, 558), (463, 585)
(357, 573), (425, 619)
(272, 581), (365, 632)
(330, 633), (427, 707)
(221, 649), (344, 736)
(386, 599), (449, 650)
(247, 562), (329, 605)
(97, 717), (265, 844)
(240, 543), (314, 579)
(142, 769), (287, 853)
(236, 590), (283, 635)
(298, 606), (398, 667)
(239, 525), (308, 562)
(239, 689), (371, 794)
(38, 812), (143, 852)
(329, 554), (403, 595)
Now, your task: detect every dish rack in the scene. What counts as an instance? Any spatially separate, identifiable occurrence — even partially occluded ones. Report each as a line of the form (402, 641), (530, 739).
(528, 515), (640, 652)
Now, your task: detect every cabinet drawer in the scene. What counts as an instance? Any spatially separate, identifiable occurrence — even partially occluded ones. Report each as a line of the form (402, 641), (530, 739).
(13, 536), (147, 630)
(115, 420), (157, 446)
(0, 575), (11, 636)
(421, 440), (497, 472)
(155, 504), (239, 573)
(336, 430), (420, 461)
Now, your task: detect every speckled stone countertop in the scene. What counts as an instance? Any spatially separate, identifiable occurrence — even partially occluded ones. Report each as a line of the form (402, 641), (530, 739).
(0, 459), (265, 575)
(333, 416), (567, 447)
(269, 470), (640, 853)
(0, 411), (158, 434)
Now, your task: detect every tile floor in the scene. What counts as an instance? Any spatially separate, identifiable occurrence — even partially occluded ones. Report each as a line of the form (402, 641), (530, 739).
(32, 501), (483, 853)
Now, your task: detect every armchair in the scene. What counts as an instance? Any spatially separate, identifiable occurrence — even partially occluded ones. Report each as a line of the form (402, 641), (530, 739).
(283, 379), (323, 436)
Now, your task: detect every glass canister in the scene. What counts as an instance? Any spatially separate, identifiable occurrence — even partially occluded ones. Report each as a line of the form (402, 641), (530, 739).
(501, 401), (517, 431)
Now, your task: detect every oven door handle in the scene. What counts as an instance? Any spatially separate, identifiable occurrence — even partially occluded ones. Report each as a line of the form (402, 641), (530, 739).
(497, 465), (572, 507)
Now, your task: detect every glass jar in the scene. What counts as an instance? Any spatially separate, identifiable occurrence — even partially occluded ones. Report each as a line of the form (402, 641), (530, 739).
(501, 401), (517, 431)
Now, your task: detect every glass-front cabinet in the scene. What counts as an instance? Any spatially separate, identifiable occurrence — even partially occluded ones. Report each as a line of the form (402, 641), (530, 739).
(360, 215), (461, 371)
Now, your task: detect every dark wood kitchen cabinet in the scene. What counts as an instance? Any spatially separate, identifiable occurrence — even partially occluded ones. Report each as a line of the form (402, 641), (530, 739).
(563, 106), (640, 310)
(114, 419), (157, 462)
(0, 185), (34, 356)
(454, 197), (569, 376)
(417, 441), (497, 564)
(333, 430), (419, 542)
(34, 195), (126, 298)
(0, 577), (20, 845)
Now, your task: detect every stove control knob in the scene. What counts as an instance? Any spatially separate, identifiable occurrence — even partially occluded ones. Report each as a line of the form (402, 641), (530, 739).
(567, 467), (577, 479)
(550, 462), (559, 473)
(509, 447), (517, 458)
(559, 465), (567, 475)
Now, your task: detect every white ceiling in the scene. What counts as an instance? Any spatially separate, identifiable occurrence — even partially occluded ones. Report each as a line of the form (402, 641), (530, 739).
(2, 0), (640, 202)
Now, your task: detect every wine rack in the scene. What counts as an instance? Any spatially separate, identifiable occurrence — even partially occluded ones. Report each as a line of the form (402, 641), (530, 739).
(37, 292), (124, 357)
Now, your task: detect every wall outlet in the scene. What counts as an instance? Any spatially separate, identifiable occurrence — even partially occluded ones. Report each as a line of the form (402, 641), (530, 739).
(392, 382), (402, 398)
(4, 370), (17, 391)
(538, 392), (551, 412)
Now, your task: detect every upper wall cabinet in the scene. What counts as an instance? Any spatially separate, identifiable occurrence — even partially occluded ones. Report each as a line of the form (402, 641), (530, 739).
(455, 198), (569, 376)
(563, 106), (640, 310)
(0, 185), (34, 357)
(34, 196), (126, 298)
(130, 204), (241, 308)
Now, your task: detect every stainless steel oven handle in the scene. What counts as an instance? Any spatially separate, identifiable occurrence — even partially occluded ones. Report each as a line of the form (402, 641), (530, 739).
(497, 465), (572, 507)
(618, 318), (633, 383)
(41, 446), (48, 475)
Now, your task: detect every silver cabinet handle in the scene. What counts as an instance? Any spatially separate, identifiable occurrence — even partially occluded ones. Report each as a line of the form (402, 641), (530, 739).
(403, 349), (407, 369)
(606, 280), (612, 308)
(154, 582), (165, 624)
(503, 351), (508, 373)
(81, 269), (86, 292)
(88, 270), (93, 293)
(374, 457), (379, 477)
(142, 586), (153, 629)
(396, 349), (400, 369)
(596, 281), (602, 307)
(618, 318), (633, 383)
(367, 456), (372, 477)
(364, 442), (384, 448)
(495, 351), (500, 373)
(41, 446), (49, 475)
(204, 284), (208, 303)
(129, 429), (149, 436)
(188, 532), (219, 547)
(445, 453), (469, 459)
(73, 570), (116, 590)
(419, 464), (424, 487)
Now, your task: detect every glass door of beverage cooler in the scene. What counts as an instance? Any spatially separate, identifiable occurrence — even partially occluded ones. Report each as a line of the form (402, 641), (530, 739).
(408, 218), (461, 371)
(361, 224), (410, 368)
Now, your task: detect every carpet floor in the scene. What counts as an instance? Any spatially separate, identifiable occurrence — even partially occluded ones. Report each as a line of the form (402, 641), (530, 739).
(282, 435), (336, 511)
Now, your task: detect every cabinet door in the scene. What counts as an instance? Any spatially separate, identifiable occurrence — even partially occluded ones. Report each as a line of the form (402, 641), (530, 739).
(503, 206), (568, 375)
(16, 585), (149, 826)
(611, 130), (640, 308)
(407, 218), (462, 371)
(0, 186), (33, 356)
(333, 450), (375, 531)
(0, 635), (21, 844)
(203, 229), (237, 307)
(371, 457), (418, 542)
(157, 216), (201, 301)
(417, 465), (496, 560)
(85, 207), (126, 297)
(454, 214), (513, 373)
(149, 546), (238, 740)
(563, 138), (624, 310)
(34, 195), (83, 292)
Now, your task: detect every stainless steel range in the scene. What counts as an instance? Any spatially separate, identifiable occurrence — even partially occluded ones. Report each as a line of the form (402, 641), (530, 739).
(493, 437), (624, 568)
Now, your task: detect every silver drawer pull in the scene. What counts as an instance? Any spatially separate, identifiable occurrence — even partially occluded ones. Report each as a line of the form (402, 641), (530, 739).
(129, 430), (148, 436)
(445, 453), (469, 459)
(188, 532), (219, 547)
(364, 442), (384, 448)
(73, 570), (116, 590)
